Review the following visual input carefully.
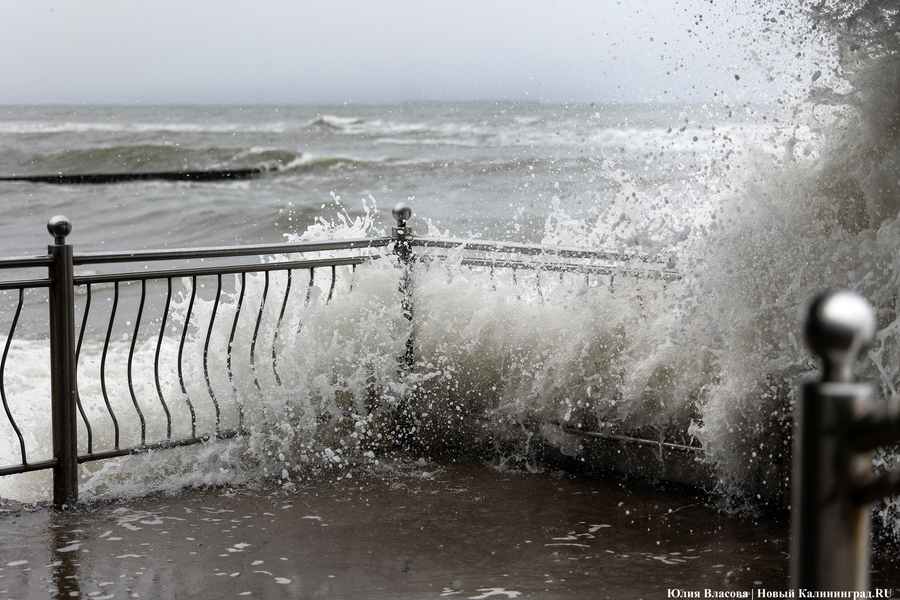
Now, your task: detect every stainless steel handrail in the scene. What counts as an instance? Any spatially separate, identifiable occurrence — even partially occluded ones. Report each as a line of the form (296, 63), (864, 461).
(73, 237), (391, 265)
(410, 234), (672, 265)
(405, 232), (680, 282)
(0, 256), (54, 269)
(73, 255), (370, 285)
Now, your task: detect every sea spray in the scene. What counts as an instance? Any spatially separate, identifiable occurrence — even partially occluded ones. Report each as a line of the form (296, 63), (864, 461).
(649, 0), (900, 519)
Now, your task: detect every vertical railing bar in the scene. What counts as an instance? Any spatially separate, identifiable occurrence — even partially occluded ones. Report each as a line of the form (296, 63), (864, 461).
(512, 266), (522, 301)
(392, 203), (414, 371)
(327, 265), (336, 303)
(296, 268), (315, 334)
(48, 216), (78, 506)
(791, 291), (900, 591)
(0, 288), (28, 465)
(272, 269), (292, 386)
(203, 274), (222, 434)
(154, 278), (173, 439)
(99, 281), (121, 449)
(250, 271), (270, 391)
(126, 280), (148, 445)
(228, 273), (247, 430)
(75, 284), (95, 453)
(177, 276), (198, 437)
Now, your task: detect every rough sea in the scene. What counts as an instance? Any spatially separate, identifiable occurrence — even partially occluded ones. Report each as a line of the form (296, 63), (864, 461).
(0, 101), (747, 253)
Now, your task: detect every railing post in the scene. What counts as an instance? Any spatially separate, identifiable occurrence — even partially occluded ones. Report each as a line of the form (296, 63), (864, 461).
(392, 203), (414, 371)
(792, 290), (900, 591)
(47, 216), (78, 507)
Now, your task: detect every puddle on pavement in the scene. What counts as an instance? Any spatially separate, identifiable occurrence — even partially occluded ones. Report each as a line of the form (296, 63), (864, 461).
(1, 462), (898, 599)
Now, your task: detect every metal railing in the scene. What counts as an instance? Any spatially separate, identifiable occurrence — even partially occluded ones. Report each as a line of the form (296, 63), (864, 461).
(792, 290), (900, 592)
(0, 217), (392, 506)
(0, 202), (680, 507)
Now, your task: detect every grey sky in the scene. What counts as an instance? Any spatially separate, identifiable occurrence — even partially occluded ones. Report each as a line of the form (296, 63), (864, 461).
(0, 0), (789, 105)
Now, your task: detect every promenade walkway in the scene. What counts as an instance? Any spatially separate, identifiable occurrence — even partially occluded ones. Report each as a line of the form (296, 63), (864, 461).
(0, 462), (896, 599)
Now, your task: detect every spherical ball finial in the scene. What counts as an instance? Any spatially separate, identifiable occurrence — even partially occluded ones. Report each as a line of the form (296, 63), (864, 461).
(804, 290), (875, 383)
(47, 216), (73, 244)
(392, 203), (412, 225)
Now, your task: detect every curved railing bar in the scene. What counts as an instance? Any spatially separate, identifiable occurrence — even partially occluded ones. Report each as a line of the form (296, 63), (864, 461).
(327, 265), (337, 303)
(306, 268), (315, 305)
(74, 284), (94, 452)
(177, 276), (198, 438)
(0, 288), (27, 464)
(99, 282), (121, 448)
(250, 271), (270, 392)
(126, 279), (148, 445)
(272, 269), (292, 386)
(154, 278), (174, 439)
(228, 273), (247, 430)
(203, 274), (222, 434)
(295, 268), (316, 338)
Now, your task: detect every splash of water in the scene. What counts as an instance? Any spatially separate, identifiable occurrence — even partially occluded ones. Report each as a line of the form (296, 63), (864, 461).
(550, 0), (900, 521)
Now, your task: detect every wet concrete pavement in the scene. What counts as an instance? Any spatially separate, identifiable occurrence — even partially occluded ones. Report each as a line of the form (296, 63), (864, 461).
(0, 462), (897, 599)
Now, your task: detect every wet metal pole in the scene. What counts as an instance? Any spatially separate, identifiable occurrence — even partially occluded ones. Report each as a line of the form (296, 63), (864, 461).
(48, 216), (78, 507)
(392, 203), (414, 371)
(792, 291), (900, 591)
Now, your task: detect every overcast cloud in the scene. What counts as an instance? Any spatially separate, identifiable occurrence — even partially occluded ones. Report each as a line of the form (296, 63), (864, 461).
(0, 0), (780, 105)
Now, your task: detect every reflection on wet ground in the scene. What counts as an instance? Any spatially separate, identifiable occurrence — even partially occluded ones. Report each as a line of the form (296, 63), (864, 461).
(0, 462), (897, 599)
